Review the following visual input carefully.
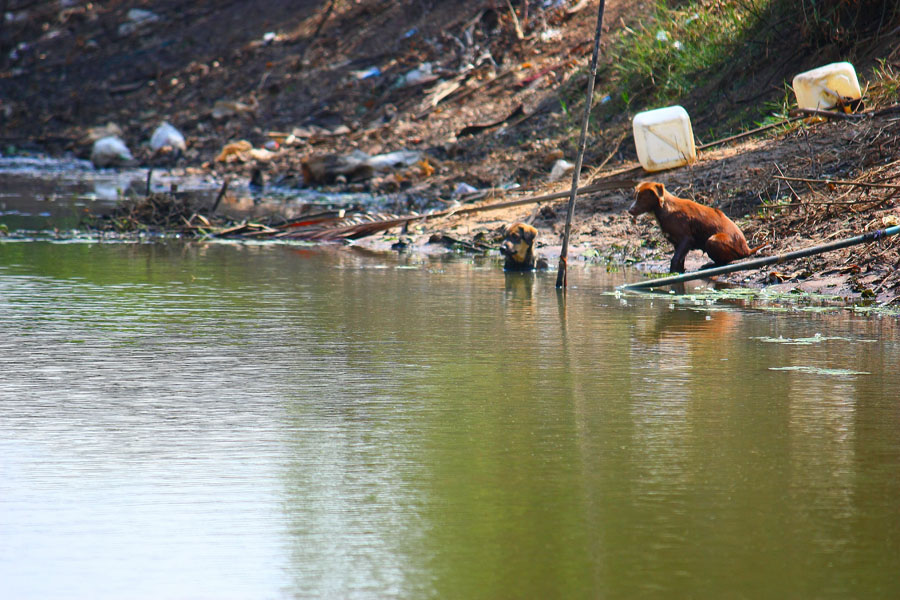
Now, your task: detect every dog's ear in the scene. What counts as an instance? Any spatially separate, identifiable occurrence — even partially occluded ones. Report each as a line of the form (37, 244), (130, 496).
(635, 185), (659, 206)
(635, 181), (663, 199)
(522, 227), (536, 244)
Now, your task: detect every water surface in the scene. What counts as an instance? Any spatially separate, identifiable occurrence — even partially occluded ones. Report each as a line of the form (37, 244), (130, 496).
(1, 241), (898, 599)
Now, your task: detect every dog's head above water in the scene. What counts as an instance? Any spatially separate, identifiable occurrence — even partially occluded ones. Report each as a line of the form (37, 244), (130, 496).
(500, 222), (538, 270)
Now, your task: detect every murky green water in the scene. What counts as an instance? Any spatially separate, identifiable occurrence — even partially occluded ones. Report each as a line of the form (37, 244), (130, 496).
(1, 240), (899, 599)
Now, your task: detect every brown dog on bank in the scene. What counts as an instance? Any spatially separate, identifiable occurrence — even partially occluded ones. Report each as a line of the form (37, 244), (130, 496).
(500, 222), (547, 271)
(629, 182), (756, 273)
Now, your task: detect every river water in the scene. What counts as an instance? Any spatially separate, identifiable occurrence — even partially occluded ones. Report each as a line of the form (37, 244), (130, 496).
(1, 238), (898, 599)
(2, 158), (900, 598)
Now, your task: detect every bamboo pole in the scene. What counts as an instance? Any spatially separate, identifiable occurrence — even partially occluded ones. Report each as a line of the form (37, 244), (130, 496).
(556, 0), (606, 289)
(620, 225), (900, 291)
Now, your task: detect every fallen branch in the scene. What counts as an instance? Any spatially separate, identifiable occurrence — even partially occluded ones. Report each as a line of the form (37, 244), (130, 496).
(588, 130), (628, 179)
(789, 107), (866, 121)
(757, 197), (893, 209)
(277, 178), (635, 241)
(773, 163), (801, 201)
(299, 0), (337, 65)
(773, 175), (900, 190)
(457, 104), (524, 137)
(621, 225), (900, 291)
(452, 179), (635, 216)
(697, 116), (802, 150)
(505, 0), (525, 40)
(566, 0), (591, 15)
(872, 102), (900, 117)
(414, 68), (517, 120)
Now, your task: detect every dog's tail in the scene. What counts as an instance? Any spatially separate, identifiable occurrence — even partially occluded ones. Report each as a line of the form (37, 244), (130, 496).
(748, 242), (770, 256)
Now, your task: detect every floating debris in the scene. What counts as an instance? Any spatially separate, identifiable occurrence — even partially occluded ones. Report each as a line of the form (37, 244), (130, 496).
(769, 366), (870, 376)
(752, 334), (877, 345)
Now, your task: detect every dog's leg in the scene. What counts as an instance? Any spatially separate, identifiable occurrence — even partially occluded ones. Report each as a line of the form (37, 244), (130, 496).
(670, 237), (692, 273)
(705, 233), (744, 265)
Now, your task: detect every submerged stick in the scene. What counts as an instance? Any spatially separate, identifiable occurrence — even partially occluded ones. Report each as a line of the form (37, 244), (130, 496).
(210, 178), (229, 213)
(621, 225), (900, 291)
(556, 0), (606, 290)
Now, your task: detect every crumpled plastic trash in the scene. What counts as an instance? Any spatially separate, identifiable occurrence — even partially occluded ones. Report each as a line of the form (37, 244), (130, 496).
(453, 182), (479, 196)
(91, 136), (134, 168)
(118, 9), (160, 36)
(248, 148), (275, 162)
(549, 159), (575, 182)
(150, 122), (186, 154)
(215, 140), (253, 163)
(352, 66), (382, 80)
(366, 150), (422, 171)
(399, 63), (437, 88)
(212, 99), (257, 120)
(301, 150), (426, 184)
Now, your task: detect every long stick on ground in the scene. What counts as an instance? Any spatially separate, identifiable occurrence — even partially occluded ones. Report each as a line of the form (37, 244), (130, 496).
(277, 179), (635, 240)
(556, 0), (606, 289)
(621, 225), (900, 291)
(773, 175), (900, 190)
(696, 116), (802, 150)
(299, 0), (337, 65)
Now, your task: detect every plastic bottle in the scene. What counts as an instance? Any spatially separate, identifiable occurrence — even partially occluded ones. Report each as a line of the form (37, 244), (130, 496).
(792, 62), (861, 111)
(632, 105), (697, 172)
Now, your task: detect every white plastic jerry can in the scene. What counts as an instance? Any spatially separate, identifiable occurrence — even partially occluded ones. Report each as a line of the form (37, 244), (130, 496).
(632, 105), (697, 172)
(792, 61), (861, 111)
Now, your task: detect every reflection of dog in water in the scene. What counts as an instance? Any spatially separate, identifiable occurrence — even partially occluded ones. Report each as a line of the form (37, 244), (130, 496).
(499, 222), (548, 271)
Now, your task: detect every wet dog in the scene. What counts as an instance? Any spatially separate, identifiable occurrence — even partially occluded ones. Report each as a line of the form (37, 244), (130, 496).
(500, 222), (546, 271)
(629, 182), (756, 273)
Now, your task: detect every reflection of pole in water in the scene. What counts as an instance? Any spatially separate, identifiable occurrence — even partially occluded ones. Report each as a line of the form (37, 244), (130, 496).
(556, 286), (568, 332)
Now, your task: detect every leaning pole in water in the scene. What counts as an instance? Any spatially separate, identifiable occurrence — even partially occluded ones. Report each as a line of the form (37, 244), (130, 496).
(620, 225), (900, 291)
(556, 0), (606, 289)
